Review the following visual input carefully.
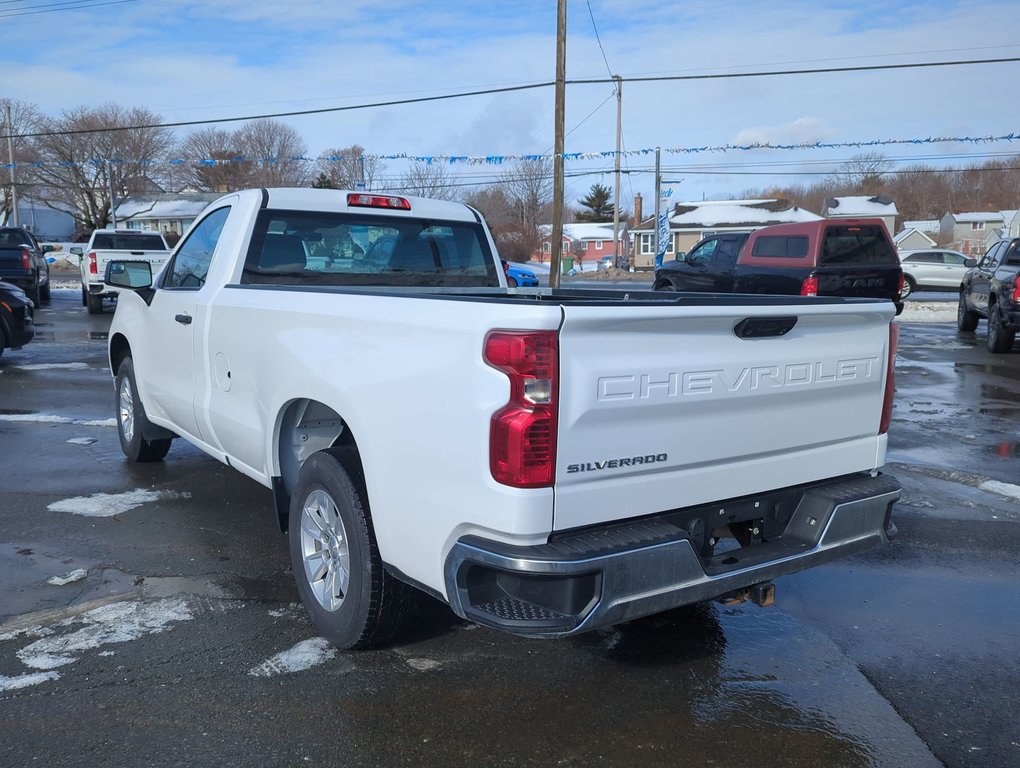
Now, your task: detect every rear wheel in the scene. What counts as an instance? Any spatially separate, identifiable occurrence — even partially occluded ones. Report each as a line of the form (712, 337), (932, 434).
(289, 448), (413, 650)
(81, 284), (87, 307)
(86, 291), (103, 315)
(115, 357), (172, 462)
(957, 292), (979, 332)
(900, 275), (915, 299)
(26, 281), (41, 307)
(986, 303), (1016, 353)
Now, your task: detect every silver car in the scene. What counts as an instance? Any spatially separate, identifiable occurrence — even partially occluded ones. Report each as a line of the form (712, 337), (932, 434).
(898, 249), (976, 298)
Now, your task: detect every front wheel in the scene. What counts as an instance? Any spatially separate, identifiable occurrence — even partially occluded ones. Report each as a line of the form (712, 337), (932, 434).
(653, 279), (675, 292)
(957, 292), (979, 332)
(900, 276), (915, 299)
(986, 304), (1016, 353)
(507, 276), (518, 287)
(115, 357), (172, 462)
(289, 448), (413, 650)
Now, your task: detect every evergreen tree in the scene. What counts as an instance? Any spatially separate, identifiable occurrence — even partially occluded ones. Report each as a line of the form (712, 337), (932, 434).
(576, 183), (616, 222)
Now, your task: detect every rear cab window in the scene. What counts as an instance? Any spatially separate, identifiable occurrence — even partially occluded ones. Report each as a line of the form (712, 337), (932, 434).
(820, 225), (898, 266)
(92, 233), (168, 250)
(240, 210), (499, 288)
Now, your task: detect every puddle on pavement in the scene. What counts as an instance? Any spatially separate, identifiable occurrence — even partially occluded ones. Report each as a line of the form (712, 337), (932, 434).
(992, 442), (1017, 458)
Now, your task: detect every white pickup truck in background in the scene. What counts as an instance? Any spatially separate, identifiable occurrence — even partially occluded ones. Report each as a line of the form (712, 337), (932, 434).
(71, 229), (171, 314)
(105, 188), (901, 650)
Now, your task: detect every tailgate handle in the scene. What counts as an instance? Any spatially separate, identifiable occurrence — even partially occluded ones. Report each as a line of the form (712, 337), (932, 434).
(734, 316), (797, 339)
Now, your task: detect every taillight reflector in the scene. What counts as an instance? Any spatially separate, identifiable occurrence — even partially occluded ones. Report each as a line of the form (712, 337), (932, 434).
(484, 330), (558, 488)
(897, 272), (905, 298)
(88, 252), (98, 275)
(800, 275), (818, 296)
(879, 323), (899, 434)
(346, 193), (411, 210)
(1012, 282), (1020, 303)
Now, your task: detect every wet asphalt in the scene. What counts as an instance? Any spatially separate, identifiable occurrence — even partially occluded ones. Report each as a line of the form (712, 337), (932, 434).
(0, 278), (1017, 768)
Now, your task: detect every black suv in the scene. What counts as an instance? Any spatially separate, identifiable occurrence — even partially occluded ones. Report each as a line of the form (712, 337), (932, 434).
(958, 237), (1020, 353)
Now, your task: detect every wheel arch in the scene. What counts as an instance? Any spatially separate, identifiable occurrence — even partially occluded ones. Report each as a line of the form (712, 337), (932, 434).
(272, 398), (364, 532)
(109, 332), (131, 375)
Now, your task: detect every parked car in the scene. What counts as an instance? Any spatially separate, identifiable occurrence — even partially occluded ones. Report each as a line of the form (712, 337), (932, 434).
(501, 260), (539, 287)
(958, 237), (1020, 353)
(0, 227), (52, 306)
(70, 229), (171, 314)
(898, 249), (975, 297)
(653, 219), (904, 314)
(0, 279), (35, 357)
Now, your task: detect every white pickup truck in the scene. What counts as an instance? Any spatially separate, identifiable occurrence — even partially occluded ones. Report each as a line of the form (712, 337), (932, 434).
(71, 229), (171, 314)
(105, 188), (901, 650)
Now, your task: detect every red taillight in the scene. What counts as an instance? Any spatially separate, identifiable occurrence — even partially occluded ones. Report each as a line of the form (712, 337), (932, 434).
(1012, 282), (1020, 303)
(88, 252), (98, 275)
(20, 249), (31, 270)
(879, 323), (899, 435)
(484, 330), (558, 488)
(800, 275), (818, 296)
(346, 193), (411, 210)
(897, 272), (906, 298)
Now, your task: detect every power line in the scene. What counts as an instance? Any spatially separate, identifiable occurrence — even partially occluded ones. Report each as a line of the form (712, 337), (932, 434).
(5, 55), (1019, 140)
(0, 0), (138, 19)
(585, 0), (615, 81)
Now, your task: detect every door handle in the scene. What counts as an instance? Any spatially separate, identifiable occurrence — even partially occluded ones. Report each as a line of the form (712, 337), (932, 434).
(175, 313), (192, 325)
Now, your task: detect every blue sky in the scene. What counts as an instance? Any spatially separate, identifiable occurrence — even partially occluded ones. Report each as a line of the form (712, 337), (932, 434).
(3, 0), (1019, 207)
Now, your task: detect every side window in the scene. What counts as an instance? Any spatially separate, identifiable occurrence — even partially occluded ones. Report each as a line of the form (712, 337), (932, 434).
(910, 252), (941, 264)
(714, 238), (741, 268)
(687, 239), (718, 266)
(942, 252), (967, 266)
(752, 236), (808, 258)
(162, 207), (231, 289)
(980, 243), (1004, 270)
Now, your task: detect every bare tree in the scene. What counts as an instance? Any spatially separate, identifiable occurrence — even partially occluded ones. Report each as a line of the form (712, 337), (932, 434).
(835, 151), (892, 194)
(1, 98), (43, 224)
(497, 158), (553, 262)
(178, 126), (257, 193)
(236, 118), (309, 187)
(30, 103), (175, 232)
(315, 145), (385, 190)
(396, 159), (460, 200)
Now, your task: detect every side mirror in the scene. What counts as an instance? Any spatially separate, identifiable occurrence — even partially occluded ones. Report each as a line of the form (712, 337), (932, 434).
(964, 258), (977, 267)
(676, 251), (687, 262)
(42, 244), (55, 253)
(70, 247), (83, 257)
(105, 260), (153, 289)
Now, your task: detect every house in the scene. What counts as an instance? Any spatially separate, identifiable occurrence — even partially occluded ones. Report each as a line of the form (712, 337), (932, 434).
(534, 222), (627, 264)
(629, 198), (822, 270)
(939, 211), (1008, 256)
(894, 228), (937, 252)
(114, 193), (222, 239)
(824, 196), (898, 236)
(5, 200), (76, 242)
(1002, 210), (1020, 238)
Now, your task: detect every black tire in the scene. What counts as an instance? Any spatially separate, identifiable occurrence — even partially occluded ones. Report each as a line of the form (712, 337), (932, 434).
(957, 292), (979, 332)
(81, 284), (87, 307)
(26, 281), (41, 308)
(86, 291), (103, 315)
(986, 303), (1016, 354)
(653, 278), (675, 292)
(507, 276), (518, 287)
(115, 357), (172, 462)
(40, 281), (51, 304)
(289, 447), (413, 650)
(901, 275), (915, 299)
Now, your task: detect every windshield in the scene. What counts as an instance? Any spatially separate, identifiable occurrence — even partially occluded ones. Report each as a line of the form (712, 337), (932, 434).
(241, 210), (499, 287)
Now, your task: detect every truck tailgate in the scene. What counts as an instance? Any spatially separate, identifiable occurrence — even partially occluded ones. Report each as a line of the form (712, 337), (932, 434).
(554, 299), (894, 531)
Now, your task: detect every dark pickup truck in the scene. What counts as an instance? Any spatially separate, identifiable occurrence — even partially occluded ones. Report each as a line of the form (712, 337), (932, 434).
(0, 226), (51, 306)
(958, 237), (1020, 353)
(653, 218), (903, 314)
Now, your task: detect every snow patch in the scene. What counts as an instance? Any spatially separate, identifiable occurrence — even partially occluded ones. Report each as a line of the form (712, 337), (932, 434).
(16, 598), (194, 670)
(0, 671), (60, 691)
(12, 362), (89, 371)
(405, 657), (442, 672)
(47, 569), (88, 586)
(66, 437), (98, 445)
(249, 637), (336, 677)
(979, 481), (1020, 502)
(48, 489), (191, 517)
(0, 414), (116, 427)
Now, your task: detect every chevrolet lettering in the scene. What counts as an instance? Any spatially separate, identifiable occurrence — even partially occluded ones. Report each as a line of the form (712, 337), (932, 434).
(106, 187), (901, 651)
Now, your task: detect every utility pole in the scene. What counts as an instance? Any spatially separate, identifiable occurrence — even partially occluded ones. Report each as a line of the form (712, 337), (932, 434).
(611, 75), (622, 269)
(653, 146), (661, 261)
(107, 160), (118, 228)
(4, 103), (19, 227)
(549, 0), (567, 290)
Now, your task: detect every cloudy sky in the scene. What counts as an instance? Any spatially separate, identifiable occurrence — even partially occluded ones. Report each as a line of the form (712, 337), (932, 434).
(3, 0), (1019, 207)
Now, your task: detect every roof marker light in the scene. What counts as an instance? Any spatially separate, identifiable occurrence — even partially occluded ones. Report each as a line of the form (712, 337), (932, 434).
(347, 193), (411, 210)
